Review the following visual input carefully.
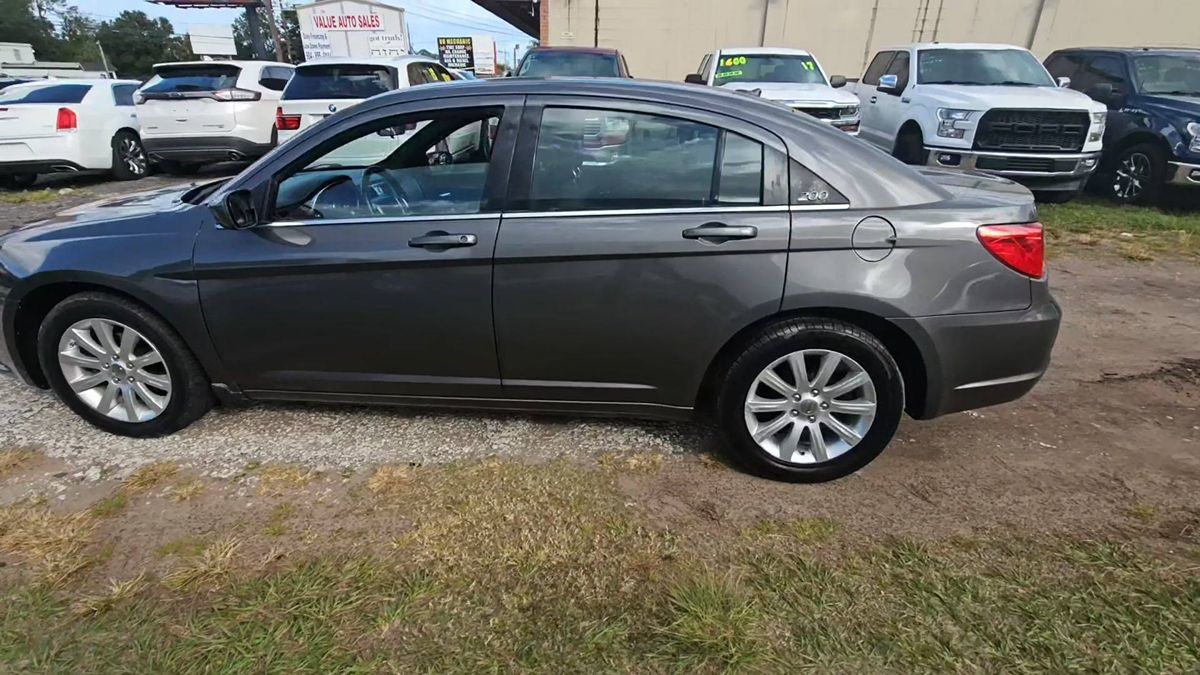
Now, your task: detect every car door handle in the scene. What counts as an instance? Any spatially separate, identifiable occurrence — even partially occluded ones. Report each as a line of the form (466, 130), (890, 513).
(869, 96), (878, 103)
(682, 224), (758, 241)
(901, 97), (911, 103)
(409, 232), (477, 248)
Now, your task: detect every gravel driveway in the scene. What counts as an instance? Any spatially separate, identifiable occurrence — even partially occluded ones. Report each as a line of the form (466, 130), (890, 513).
(2, 176), (1198, 509)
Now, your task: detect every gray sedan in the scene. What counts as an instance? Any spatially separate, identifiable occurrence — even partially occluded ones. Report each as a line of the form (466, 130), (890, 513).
(0, 78), (1060, 482)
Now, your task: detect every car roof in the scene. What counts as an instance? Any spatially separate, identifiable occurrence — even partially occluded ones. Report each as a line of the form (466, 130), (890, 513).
(717, 47), (812, 56)
(297, 56), (440, 68)
(151, 60), (292, 69)
(526, 46), (620, 55)
(886, 42), (1028, 51)
(0, 78), (139, 86)
(1050, 46), (1200, 55)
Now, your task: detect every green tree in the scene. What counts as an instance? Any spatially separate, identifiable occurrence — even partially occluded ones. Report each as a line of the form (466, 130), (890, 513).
(233, 8), (301, 62)
(95, 11), (191, 78)
(56, 7), (100, 63)
(0, 0), (61, 61)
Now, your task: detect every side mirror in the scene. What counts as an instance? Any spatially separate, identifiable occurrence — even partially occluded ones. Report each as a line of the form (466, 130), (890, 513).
(1056, 76), (1072, 88)
(684, 73), (706, 85)
(877, 73), (900, 93)
(829, 75), (847, 88)
(225, 190), (259, 229)
(1085, 82), (1115, 104)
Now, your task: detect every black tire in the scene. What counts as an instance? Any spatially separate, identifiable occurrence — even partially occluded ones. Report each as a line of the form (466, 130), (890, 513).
(1100, 142), (1166, 205)
(893, 127), (926, 165)
(715, 318), (905, 483)
(156, 160), (201, 176)
(1033, 190), (1079, 204)
(0, 173), (37, 190)
(37, 292), (213, 437)
(110, 131), (150, 181)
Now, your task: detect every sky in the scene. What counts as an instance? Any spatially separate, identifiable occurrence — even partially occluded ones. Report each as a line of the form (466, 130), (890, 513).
(68, 0), (536, 66)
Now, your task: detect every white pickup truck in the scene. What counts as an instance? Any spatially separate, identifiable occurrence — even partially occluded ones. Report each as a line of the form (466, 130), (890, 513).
(849, 42), (1108, 202)
(686, 47), (861, 135)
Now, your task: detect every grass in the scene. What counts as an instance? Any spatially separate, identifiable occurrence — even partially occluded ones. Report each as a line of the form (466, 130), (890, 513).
(0, 447), (38, 478)
(0, 506), (97, 586)
(0, 462), (1196, 672)
(257, 464), (318, 496)
(122, 462), (180, 492)
(1040, 197), (1200, 259)
(88, 492), (128, 519)
(0, 189), (60, 205)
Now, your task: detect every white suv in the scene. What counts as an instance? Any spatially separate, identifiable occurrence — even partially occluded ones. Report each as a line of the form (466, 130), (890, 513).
(0, 79), (148, 189)
(686, 47), (861, 134)
(276, 56), (456, 144)
(136, 60), (294, 174)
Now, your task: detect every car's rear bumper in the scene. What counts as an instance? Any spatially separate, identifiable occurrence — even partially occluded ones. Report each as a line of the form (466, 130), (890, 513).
(926, 147), (1100, 192)
(0, 159), (87, 175)
(1167, 161), (1200, 187)
(897, 285), (1061, 420)
(143, 136), (274, 163)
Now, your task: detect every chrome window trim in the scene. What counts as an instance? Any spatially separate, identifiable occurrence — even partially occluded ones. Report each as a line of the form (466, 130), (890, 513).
(258, 212), (502, 228)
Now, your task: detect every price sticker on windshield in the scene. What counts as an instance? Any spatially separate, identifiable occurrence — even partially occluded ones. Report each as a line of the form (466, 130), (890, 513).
(714, 54), (819, 81)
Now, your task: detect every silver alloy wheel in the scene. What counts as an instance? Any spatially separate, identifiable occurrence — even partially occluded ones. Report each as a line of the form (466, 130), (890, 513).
(57, 318), (172, 423)
(1114, 151), (1151, 200)
(743, 349), (877, 465)
(120, 137), (148, 175)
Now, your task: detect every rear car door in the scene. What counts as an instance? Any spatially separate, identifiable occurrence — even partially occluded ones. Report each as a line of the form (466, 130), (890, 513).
(137, 63), (243, 138)
(492, 97), (791, 410)
(193, 96), (521, 398)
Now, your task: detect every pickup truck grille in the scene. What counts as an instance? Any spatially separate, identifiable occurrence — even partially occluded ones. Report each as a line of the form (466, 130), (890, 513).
(973, 109), (1089, 152)
(791, 106), (839, 120)
(975, 156), (1079, 173)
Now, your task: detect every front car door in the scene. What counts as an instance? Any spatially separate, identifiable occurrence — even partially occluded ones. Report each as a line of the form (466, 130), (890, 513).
(491, 97), (793, 414)
(872, 50), (912, 149)
(193, 95), (520, 399)
(858, 51), (896, 148)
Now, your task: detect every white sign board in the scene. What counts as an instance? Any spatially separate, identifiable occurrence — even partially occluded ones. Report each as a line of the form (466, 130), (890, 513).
(472, 36), (496, 76)
(295, 0), (407, 60)
(188, 24), (237, 57)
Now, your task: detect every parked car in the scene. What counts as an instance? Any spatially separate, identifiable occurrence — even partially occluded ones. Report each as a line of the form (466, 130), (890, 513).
(513, 46), (632, 78)
(135, 60), (294, 174)
(1045, 47), (1200, 204)
(0, 79), (1060, 483)
(849, 43), (1107, 202)
(276, 56), (456, 146)
(0, 79), (148, 190)
(685, 47), (860, 134)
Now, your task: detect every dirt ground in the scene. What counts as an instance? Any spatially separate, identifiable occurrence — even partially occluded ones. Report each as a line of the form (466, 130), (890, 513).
(0, 175), (1198, 576)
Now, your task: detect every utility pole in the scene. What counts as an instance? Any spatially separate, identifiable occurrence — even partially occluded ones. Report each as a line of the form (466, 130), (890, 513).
(262, 0), (288, 62)
(96, 40), (112, 76)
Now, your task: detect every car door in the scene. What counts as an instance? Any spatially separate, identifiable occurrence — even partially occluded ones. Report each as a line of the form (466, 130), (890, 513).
(491, 97), (792, 410)
(193, 96), (521, 398)
(858, 51), (895, 148)
(871, 50), (912, 149)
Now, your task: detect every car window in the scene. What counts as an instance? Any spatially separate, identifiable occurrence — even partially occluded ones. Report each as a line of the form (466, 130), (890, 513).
(1075, 55), (1127, 93)
(283, 64), (396, 100)
(882, 51), (910, 93)
(144, 64), (241, 93)
(713, 53), (826, 86)
(429, 64), (455, 82)
(917, 48), (1054, 86)
(516, 51), (621, 77)
(698, 54), (711, 77)
(0, 84), (91, 104)
(272, 107), (503, 221)
(259, 66), (292, 91)
(406, 63), (429, 86)
(527, 107), (764, 211)
(862, 51), (894, 85)
(112, 84), (137, 106)
(1132, 53), (1200, 96)
(1044, 52), (1084, 84)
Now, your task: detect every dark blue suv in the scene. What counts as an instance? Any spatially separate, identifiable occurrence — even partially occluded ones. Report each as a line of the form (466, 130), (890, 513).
(1045, 48), (1200, 204)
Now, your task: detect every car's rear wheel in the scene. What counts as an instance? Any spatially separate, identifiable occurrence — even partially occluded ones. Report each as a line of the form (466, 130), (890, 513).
(37, 292), (213, 437)
(0, 173), (37, 190)
(716, 318), (904, 482)
(1103, 142), (1166, 205)
(111, 132), (150, 181)
(156, 160), (200, 176)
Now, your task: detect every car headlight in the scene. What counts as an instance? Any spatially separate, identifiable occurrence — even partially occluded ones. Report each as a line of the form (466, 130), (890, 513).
(840, 105), (859, 118)
(936, 108), (976, 139)
(1188, 122), (1200, 153)
(1089, 111), (1107, 143)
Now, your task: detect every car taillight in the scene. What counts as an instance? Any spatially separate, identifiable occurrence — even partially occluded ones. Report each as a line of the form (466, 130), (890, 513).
(212, 88), (261, 102)
(276, 106), (301, 130)
(977, 223), (1044, 278)
(56, 107), (77, 132)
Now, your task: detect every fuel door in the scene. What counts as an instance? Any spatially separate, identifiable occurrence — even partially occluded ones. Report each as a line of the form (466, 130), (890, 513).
(852, 216), (897, 262)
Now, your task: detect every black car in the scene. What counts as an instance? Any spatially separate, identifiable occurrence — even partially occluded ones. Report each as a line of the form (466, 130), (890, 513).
(0, 79), (1059, 483)
(1045, 47), (1200, 204)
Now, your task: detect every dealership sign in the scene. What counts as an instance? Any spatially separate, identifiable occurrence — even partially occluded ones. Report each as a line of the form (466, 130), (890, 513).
(310, 12), (383, 30)
(437, 36), (497, 75)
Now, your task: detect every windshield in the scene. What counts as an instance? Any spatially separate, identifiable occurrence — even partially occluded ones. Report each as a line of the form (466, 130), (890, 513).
(517, 52), (620, 77)
(283, 64), (396, 100)
(1132, 54), (1200, 96)
(713, 54), (826, 85)
(917, 48), (1054, 86)
(0, 84), (91, 104)
(143, 65), (241, 94)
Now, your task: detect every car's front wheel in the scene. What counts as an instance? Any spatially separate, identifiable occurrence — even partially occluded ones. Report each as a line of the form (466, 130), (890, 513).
(111, 131), (150, 181)
(37, 292), (213, 437)
(716, 318), (905, 482)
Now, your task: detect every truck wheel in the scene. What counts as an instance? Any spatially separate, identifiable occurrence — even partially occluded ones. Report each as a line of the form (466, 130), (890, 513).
(715, 318), (905, 483)
(111, 132), (149, 181)
(1105, 142), (1166, 205)
(893, 128), (926, 165)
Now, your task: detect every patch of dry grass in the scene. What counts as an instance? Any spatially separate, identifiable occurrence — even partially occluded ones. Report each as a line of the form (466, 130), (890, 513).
(257, 465), (318, 496)
(162, 537), (241, 591)
(0, 447), (39, 478)
(170, 480), (205, 502)
(71, 573), (148, 617)
(122, 462), (180, 492)
(0, 506), (97, 585)
(598, 452), (666, 473)
(365, 465), (413, 498)
(745, 516), (841, 544)
(1127, 504), (1157, 522)
(0, 189), (59, 205)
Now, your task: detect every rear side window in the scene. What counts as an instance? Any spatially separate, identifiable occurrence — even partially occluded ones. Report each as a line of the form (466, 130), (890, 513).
(259, 66), (292, 91)
(528, 107), (764, 211)
(112, 84), (137, 106)
(406, 63), (430, 85)
(0, 84), (91, 104)
(283, 64), (395, 100)
(517, 52), (621, 77)
(144, 65), (241, 93)
(862, 51), (894, 85)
